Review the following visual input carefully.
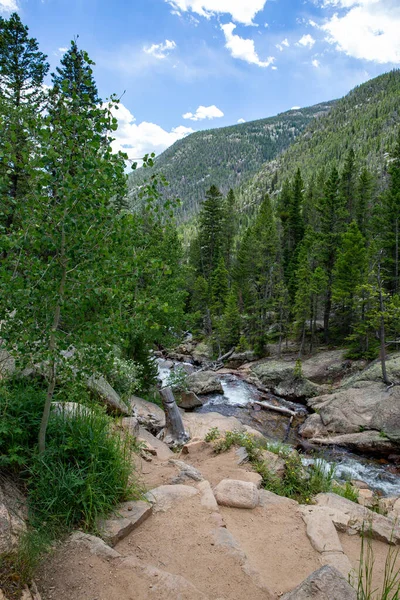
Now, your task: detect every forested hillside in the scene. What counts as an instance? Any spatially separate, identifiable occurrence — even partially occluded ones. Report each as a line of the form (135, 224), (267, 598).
(186, 72), (400, 367)
(239, 70), (400, 210)
(126, 101), (335, 221)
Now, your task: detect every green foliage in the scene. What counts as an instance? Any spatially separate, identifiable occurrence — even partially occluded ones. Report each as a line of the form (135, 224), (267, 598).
(28, 407), (140, 530)
(332, 481), (359, 503)
(209, 429), (335, 504)
(166, 366), (189, 391)
(0, 379), (46, 469)
(293, 359), (303, 379)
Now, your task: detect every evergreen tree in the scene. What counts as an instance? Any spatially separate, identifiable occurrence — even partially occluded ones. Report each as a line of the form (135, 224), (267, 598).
(317, 167), (348, 342)
(0, 13), (49, 235)
(198, 185), (225, 277)
(52, 39), (100, 104)
(218, 290), (241, 351)
(356, 168), (374, 236)
(340, 148), (356, 220)
(332, 221), (367, 335)
(382, 130), (400, 293)
(222, 188), (236, 268)
(211, 255), (229, 317)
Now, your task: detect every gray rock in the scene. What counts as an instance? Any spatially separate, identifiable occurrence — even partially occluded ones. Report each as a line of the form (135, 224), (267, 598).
(226, 351), (256, 369)
(310, 431), (397, 455)
(0, 348), (15, 378)
(129, 396), (166, 430)
(236, 447), (249, 465)
(169, 459), (203, 483)
(176, 390), (204, 410)
(281, 565), (357, 600)
(182, 411), (249, 440)
(87, 375), (130, 415)
(197, 480), (219, 511)
(308, 383), (400, 442)
(0, 477), (28, 554)
(343, 353), (400, 388)
(261, 450), (286, 478)
(120, 416), (140, 437)
(315, 493), (400, 544)
(98, 500), (152, 546)
(70, 531), (121, 558)
(145, 484), (199, 513)
(259, 489), (298, 508)
(214, 479), (259, 509)
(138, 426), (173, 460)
(187, 371), (224, 395)
(299, 413), (329, 439)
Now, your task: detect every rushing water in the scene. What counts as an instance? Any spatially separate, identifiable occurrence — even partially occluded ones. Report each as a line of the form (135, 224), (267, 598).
(157, 358), (400, 496)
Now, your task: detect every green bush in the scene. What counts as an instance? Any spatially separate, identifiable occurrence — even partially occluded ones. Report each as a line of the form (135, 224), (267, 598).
(332, 480), (360, 503)
(28, 406), (140, 530)
(0, 379), (46, 469)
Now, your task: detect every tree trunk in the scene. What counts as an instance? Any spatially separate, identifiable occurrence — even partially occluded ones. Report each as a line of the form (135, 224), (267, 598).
(160, 387), (189, 445)
(38, 225), (67, 453)
(377, 253), (391, 386)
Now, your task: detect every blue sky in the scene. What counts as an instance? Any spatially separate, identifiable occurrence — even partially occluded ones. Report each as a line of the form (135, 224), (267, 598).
(2, 0), (399, 161)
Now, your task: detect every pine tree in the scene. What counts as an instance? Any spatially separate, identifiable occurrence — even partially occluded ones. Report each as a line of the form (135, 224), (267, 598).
(0, 13), (49, 235)
(356, 168), (374, 236)
(222, 188), (236, 268)
(52, 40), (100, 105)
(211, 255), (229, 317)
(332, 221), (367, 335)
(383, 130), (400, 293)
(340, 148), (356, 220)
(198, 185), (225, 277)
(218, 289), (241, 351)
(317, 167), (348, 342)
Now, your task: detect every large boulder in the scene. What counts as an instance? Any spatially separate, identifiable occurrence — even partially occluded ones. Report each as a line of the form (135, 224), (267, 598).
(187, 371), (223, 395)
(0, 478), (28, 555)
(299, 414), (329, 439)
(182, 411), (250, 440)
(87, 376), (130, 416)
(307, 382), (400, 442)
(175, 390), (203, 410)
(251, 359), (325, 401)
(301, 350), (365, 384)
(281, 566), (356, 600)
(343, 353), (400, 388)
(213, 479), (259, 509)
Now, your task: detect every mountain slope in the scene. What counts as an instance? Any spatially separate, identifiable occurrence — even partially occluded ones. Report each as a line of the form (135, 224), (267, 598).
(239, 70), (400, 210)
(126, 101), (335, 221)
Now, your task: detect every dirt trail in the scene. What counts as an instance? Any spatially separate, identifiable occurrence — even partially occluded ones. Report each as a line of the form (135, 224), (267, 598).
(37, 444), (400, 600)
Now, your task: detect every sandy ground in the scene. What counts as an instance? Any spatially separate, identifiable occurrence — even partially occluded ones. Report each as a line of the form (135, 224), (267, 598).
(36, 443), (400, 600)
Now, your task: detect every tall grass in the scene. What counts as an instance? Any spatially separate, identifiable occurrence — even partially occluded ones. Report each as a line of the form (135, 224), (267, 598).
(29, 405), (141, 530)
(355, 526), (400, 600)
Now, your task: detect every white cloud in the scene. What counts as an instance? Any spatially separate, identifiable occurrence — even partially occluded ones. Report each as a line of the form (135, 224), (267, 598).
(297, 34), (316, 48)
(309, 19), (319, 27)
(166, 0), (268, 25)
(221, 23), (275, 67)
(276, 38), (290, 51)
(183, 105), (224, 121)
(237, 118), (246, 123)
(271, 65), (278, 70)
(143, 39), (177, 59)
(0, 0), (18, 11)
(291, 106), (301, 110)
(321, 0), (400, 63)
(108, 102), (194, 161)
(58, 47), (68, 53)
(312, 58), (321, 67)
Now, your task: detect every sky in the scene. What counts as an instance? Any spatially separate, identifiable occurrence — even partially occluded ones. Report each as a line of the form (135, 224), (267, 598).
(1, 0), (400, 162)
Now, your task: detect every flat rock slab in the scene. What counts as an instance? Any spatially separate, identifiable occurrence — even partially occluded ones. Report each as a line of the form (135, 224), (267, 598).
(302, 506), (344, 553)
(98, 500), (152, 546)
(259, 489), (299, 508)
(145, 484), (199, 513)
(281, 565), (357, 600)
(138, 426), (173, 461)
(70, 531), (121, 558)
(197, 480), (219, 511)
(316, 493), (400, 544)
(214, 479), (259, 509)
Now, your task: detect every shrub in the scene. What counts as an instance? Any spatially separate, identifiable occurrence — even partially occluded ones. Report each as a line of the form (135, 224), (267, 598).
(166, 366), (189, 391)
(28, 406), (141, 530)
(0, 379), (46, 470)
(332, 480), (359, 503)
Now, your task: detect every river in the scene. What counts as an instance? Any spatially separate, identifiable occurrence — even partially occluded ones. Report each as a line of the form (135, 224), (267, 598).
(157, 358), (400, 496)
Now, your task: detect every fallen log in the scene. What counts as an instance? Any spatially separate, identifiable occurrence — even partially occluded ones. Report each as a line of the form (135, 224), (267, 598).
(251, 400), (297, 418)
